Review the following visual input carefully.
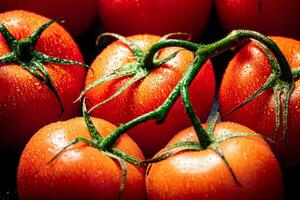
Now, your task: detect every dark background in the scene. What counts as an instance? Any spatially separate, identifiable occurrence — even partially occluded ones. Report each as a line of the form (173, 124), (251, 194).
(0, 6), (299, 200)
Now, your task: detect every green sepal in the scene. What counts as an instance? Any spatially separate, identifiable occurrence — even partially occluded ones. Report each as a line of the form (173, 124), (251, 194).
(75, 62), (140, 103)
(0, 52), (17, 63)
(102, 151), (127, 200)
(48, 137), (95, 163)
(88, 67), (148, 113)
(228, 73), (277, 115)
(34, 51), (90, 69)
(0, 22), (17, 49)
(162, 141), (201, 151)
(213, 132), (274, 144)
(153, 49), (184, 67)
(33, 61), (65, 115)
(96, 32), (144, 62)
(29, 17), (64, 47)
(209, 143), (241, 186)
(281, 83), (294, 145)
(152, 32), (191, 62)
(142, 142), (202, 164)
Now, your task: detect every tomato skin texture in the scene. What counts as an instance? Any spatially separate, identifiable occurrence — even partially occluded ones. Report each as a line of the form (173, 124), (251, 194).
(0, 10), (86, 150)
(17, 117), (146, 200)
(146, 122), (283, 200)
(215, 0), (300, 39)
(0, 0), (97, 36)
(98, 0), (212, 39)
(85, 34), (215, 157)
(219, 37), (300, 167)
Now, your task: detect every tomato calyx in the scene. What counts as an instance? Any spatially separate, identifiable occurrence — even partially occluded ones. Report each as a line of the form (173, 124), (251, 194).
(0, 18), (89, 114)
(49, 98), (144, 199)
(142, 113), (267, 186)
(75, 33), (184, 112)
(228, 40), (295, 145)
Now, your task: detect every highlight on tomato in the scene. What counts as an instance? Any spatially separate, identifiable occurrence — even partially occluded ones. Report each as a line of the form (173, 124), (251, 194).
(0, 10), (88, 150)
(219, 36), (300, 167)
(98, 0), (213, 40)
(81, 33), (215, 157)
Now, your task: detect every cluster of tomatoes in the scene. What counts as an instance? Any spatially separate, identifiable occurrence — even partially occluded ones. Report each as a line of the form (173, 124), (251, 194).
(0, 0), (300, 200)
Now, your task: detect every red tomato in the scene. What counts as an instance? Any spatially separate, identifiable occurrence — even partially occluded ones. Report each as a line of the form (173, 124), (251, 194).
(0, 0), (97, 36)
(215, 0), (300, 39)
(219, 37), (300, 167)
(0, 10), (86, 150)
(146, 122), (283, 200)
(98, 0), (212, 39)
(85, 34), (215, 157)
(17, 117), (146, 200)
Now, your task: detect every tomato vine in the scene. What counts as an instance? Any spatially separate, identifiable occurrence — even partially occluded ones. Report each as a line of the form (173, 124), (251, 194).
(52, 29), (295, 194)
(87, 30), (292, 150)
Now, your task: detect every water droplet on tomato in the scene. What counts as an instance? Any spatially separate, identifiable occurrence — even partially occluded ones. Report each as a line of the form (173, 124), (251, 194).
(34, 82), (42, 90)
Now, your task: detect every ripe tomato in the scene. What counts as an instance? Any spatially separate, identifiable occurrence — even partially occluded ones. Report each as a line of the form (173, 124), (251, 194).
(98, 0), (212, 39)
(0, 10), (86, 150)
(146, 122), (283, 200)
(219, 37), (300, 167)
(85, 34), (215, 157)
(215, 0), (300, 39)
(0, 0), (97, 36)
(17, 117), (146, 200)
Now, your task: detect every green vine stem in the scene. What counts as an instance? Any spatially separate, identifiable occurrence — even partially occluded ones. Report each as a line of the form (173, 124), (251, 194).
(54, 30), (296, 187)
(94, 30), (293, 151)
(0, 18), (90, 114)
(143, 30), (291, 80)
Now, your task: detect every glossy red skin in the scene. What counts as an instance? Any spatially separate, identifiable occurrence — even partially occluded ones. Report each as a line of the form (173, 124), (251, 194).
(17, 117), (146, 200)
(98, 0), (212, 40)
(215, 0), (300, 39)
(146, 122), (283, 200)
(85, 34), (215, 157)
(219, 37), (300, 167)
(0, 0), (97, 36)
(0, 10), (86, 150)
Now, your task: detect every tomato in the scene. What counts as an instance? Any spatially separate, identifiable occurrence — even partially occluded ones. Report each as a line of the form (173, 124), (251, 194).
(0, 10), (86, 150)
(0, 0), (97, 36)
(219, 37), (300, 167)
(85, 34), (215, 157)
(17, 117), (146, 200)
(215, 0), (300, 39)
(146, 122), (283, 200)
(97, 0), (212, 40)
